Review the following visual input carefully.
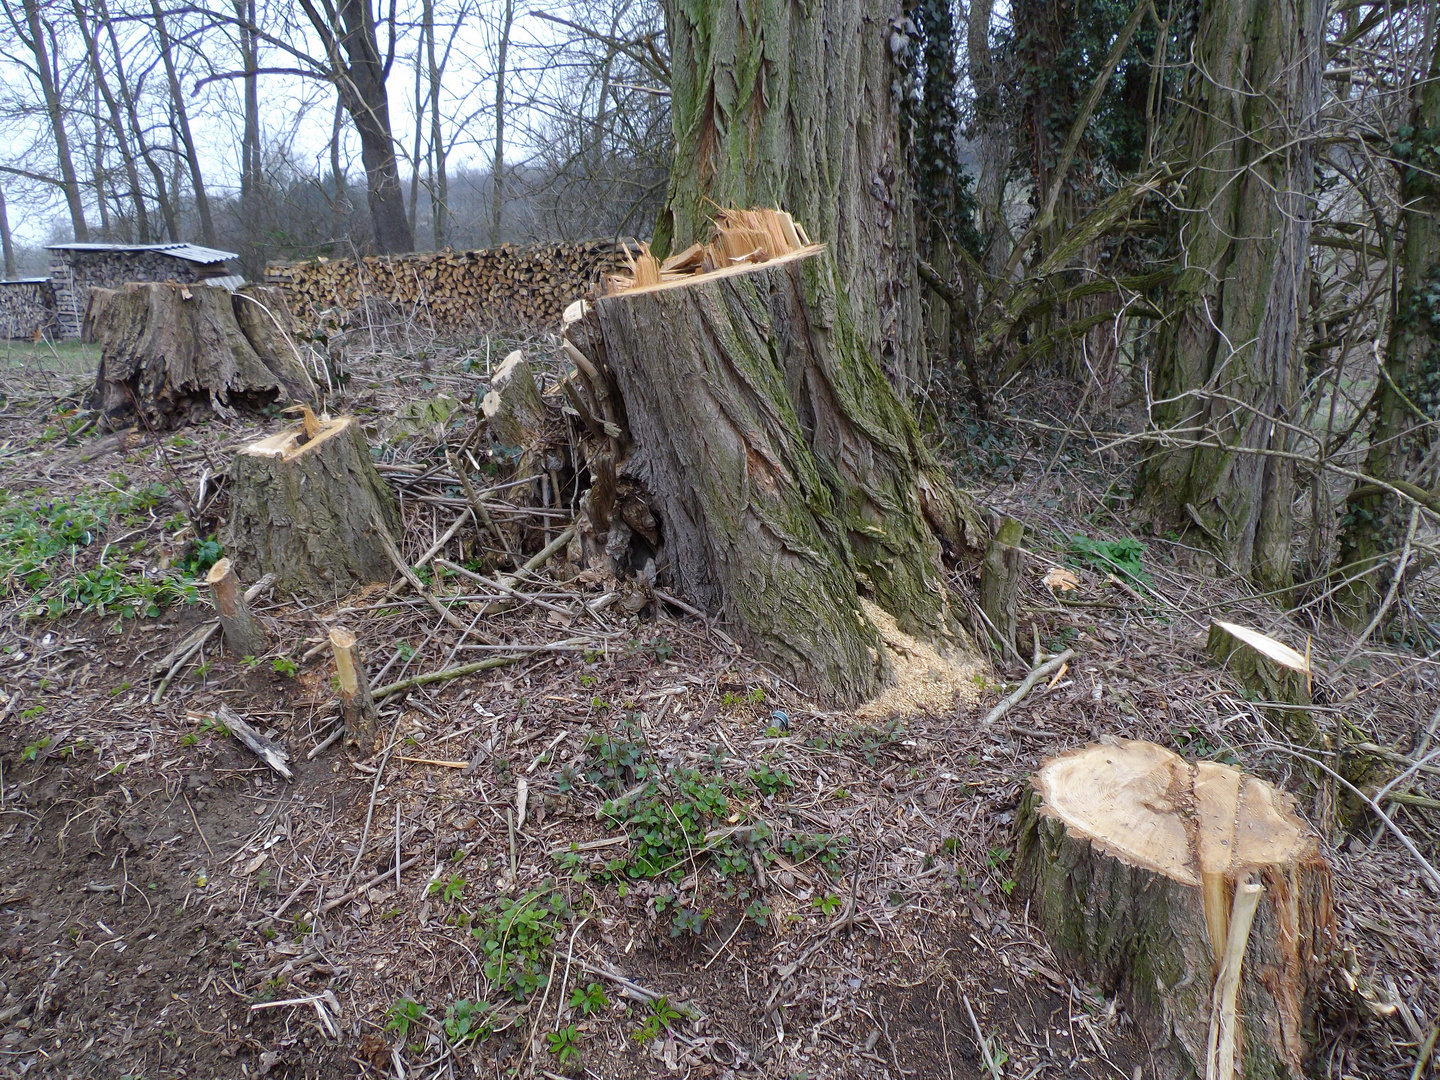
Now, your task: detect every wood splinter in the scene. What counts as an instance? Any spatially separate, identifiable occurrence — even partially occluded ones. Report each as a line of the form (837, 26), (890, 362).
(206, 557), (268, 656)
(329, 626), (378, 747)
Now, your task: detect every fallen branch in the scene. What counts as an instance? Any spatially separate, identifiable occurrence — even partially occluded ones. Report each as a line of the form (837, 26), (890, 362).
(214, 705), (294, 781)
(982, 649), (1075, 725)
(371, 652), (531, 701)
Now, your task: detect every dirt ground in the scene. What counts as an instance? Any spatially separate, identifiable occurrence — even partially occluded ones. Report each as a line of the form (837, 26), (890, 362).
(0, 337), (1435, 1080)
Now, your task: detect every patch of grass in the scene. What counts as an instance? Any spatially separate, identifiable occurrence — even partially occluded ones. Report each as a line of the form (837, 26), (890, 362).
(0, 483), (203, 619)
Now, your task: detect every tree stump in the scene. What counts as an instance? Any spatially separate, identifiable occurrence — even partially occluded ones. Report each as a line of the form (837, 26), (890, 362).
(88, 281), (314, 430)
(1017, 739), (1335, 1080)
(482, 351), (548, 449)
(979, 515), (1025, 660)
(566, 212), (984, 705)
(1207, 620), (1314, 740)
(81, 287), (114, 344)
(329, 626), (378, 749)
(222, 415), (402, 599)
(205, 557), (268, 656)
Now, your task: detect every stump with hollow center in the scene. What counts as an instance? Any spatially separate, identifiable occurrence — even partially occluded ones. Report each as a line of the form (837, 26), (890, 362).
(222, 414), (401, 598)
(1017, 738), (1334, 1080)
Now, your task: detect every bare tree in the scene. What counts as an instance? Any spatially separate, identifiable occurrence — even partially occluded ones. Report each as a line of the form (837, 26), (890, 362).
(2, 0), (88, 239)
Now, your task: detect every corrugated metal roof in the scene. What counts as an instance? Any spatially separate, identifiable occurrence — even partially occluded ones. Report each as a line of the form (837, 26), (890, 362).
(198, 275), (248, 291)
(47, 242), (238, 265)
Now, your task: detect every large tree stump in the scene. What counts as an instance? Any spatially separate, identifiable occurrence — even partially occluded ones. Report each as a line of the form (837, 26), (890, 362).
(88, 281), (314, 430)
(565, 212), (984, 705)
(1017, 739), (1335, 1080)
(222, 415), (401, 598)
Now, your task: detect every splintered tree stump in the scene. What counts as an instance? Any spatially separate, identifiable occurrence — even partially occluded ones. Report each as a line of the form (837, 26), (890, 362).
(1208, 619), (1312, 704)
(568, 227), (984, 706)
(1017, 739), (1335, 1080)
(206, 557), (268, 656)
(88, 281), (314, 430)
(222, 415), (401, 598)
(482, 351), (548, 449)
(81, 287), (114, 344)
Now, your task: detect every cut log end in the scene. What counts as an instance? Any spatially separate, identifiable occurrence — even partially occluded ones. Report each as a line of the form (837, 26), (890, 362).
(1019, 738), (1334, 1080)
(1207, 620), (1314, 740)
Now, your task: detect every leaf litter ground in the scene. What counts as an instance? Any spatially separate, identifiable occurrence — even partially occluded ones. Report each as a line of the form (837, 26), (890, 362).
(0, 344), (1434, 1080)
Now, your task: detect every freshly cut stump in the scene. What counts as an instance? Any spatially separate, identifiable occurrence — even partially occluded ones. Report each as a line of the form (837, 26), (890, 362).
(574, 223), (983, 706)
(89, 281), (314, 429)
(222, 415), (401, 598)
(1017, 739), (1334, 1080)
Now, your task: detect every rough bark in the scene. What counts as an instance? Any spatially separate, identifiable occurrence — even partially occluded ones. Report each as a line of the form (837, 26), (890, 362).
(575, 244), (983, 705)
(1136, 0), (1325, 591)
(655, 0), (925, 390)
(89, 282), (315, 429)
(1018, 739), (1334, 1080)
(1334, 41), (1440, 623)
(979, 515), (1024, 659)
(80, 287), (113, 344)
(223, 415), (402, 599)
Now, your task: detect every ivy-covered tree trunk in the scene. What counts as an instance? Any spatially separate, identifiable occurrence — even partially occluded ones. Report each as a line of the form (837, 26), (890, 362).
(1334, 45), (1440, 623)
(655, 0), (926, 391)
(1136, 0), (1324, 591)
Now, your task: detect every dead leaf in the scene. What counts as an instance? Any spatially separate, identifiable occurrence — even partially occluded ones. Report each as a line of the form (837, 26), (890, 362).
(1043, 566), (1080, 593)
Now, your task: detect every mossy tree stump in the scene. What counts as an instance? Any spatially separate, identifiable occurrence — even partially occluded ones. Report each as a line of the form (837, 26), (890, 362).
(1017, 739), (1334, 1080)
(570, 238), (984, 706)
(222, 415), (401, 599)
(1207, 620), (1314, 741)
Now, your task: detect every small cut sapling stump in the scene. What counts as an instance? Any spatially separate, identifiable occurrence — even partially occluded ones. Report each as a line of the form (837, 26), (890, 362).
(223, 412), (401, 598)
(1017, 739), (1335, 1080)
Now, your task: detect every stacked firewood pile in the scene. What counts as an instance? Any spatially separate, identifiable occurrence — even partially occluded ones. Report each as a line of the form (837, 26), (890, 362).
(265, 240), (636, 336)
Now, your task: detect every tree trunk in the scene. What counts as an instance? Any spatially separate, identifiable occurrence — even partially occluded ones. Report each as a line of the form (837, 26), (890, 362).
(223, 415), (402, 598)
(150, 0), (216, 246)
(1018, 739), (1334, 1080)
(569, 232), (983, 705)
(347, 74), (415, 255)
(1334, 41), (1440, 624)
(655, 0), (926, 390)
(979, 516), (1025, 660)
(89, 282), (314, 429)
(14, 0), (88, 241)
(967, 0), (1009, 277)
(72, 0), (149, 242)
(303, 0), (416, 254)
(0, 188), (15, 279)
(1136, 0), (1324, 591)
(489, 0), (513, 247)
